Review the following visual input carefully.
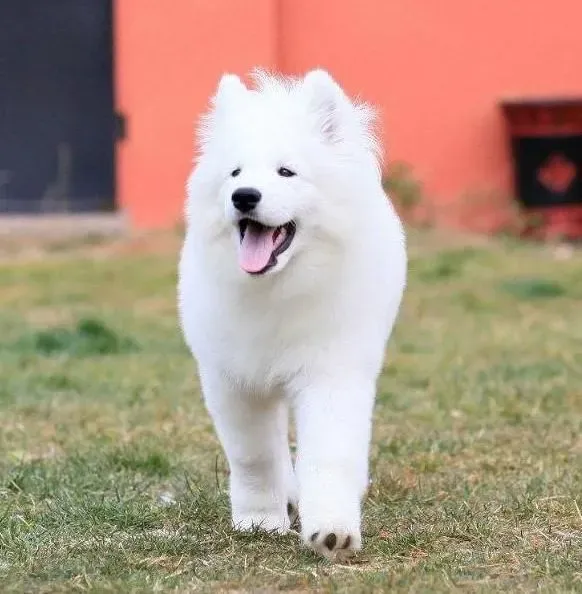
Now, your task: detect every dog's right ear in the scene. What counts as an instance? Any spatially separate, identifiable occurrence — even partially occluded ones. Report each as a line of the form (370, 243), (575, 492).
(197, 74), (247, 153)
(212, 74), (248, 110)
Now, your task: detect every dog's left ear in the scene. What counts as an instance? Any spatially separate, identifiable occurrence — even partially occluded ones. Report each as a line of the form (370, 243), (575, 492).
(302, 69), (348, 144)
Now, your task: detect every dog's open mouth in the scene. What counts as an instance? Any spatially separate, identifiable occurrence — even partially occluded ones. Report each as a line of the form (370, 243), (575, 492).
(238, 219), (296, 275)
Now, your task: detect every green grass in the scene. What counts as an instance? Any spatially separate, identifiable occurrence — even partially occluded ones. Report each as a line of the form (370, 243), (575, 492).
(1, 230), (581, 592)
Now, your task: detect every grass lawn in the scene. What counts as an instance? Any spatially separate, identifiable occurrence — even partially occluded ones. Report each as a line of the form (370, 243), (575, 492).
(0, 229), (581, 593)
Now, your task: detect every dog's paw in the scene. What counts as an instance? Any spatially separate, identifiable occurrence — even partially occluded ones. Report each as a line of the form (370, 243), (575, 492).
(304, 525), (361, 561)
(232, 510), (290, 534)
(287, 500), (299, 529)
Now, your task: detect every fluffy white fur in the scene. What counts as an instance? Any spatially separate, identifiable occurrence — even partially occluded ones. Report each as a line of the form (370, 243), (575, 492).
(178, 69), (407, 560)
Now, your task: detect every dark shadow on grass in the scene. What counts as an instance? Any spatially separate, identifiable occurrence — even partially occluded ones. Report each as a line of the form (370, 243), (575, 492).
(12, 317), (139, 357)
(499, 278), (566, 300)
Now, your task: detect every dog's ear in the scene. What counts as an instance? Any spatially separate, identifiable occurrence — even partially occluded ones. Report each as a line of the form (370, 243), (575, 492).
(197, 74), (247, 152)
(212, 74), (247, 110)
(302, 69), (347, 144)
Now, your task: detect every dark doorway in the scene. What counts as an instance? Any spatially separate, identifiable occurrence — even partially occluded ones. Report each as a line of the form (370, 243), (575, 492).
(511, 136), (582, 209)
(0, 0), (115, 213)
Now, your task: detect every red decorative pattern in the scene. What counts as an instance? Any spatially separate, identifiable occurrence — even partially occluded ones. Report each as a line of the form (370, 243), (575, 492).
(537, 153), (576, 194)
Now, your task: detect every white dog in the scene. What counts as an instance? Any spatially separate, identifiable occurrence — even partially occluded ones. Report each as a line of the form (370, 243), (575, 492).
(178, 69), (406, 560)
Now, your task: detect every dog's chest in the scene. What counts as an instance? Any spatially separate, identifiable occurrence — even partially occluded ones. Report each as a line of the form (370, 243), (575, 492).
(207, 297), (334, 387)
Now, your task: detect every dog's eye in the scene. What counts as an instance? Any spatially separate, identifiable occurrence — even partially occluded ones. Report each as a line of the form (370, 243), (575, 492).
(231, 168), (241, 178)
(277, 167), (296, 178)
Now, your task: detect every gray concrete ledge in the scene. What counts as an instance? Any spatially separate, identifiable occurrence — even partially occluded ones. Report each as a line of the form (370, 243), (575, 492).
(0, 213), (128, 238)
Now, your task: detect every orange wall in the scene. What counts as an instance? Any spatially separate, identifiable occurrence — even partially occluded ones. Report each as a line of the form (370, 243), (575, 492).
(280, 0), (582, 229)
(115, 0), (277, 228)
(116, 0), (582, 230)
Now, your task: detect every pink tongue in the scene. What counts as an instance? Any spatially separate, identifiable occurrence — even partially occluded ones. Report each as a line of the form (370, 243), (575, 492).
(239, 225), (276, 273)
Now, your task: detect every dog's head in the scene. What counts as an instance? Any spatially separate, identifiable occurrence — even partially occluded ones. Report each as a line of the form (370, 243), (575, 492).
(187, 69), (381, 277)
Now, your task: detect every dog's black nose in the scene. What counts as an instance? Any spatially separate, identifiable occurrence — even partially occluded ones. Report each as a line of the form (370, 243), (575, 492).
(232, 188), (261, 213)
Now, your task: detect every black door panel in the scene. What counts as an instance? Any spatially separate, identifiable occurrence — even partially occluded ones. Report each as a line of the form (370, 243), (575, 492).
(0, 0), (115, 213)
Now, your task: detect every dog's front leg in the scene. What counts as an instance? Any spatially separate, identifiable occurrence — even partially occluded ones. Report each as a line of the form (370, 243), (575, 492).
(294, 377), (375, 560)
(203, 378), (296, 534)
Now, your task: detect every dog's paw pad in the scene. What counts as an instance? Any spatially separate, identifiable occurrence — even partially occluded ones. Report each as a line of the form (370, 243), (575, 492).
(323, 532), (336, 550)
(287, 501), (299, 528)
(307, 530), (360, 561)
